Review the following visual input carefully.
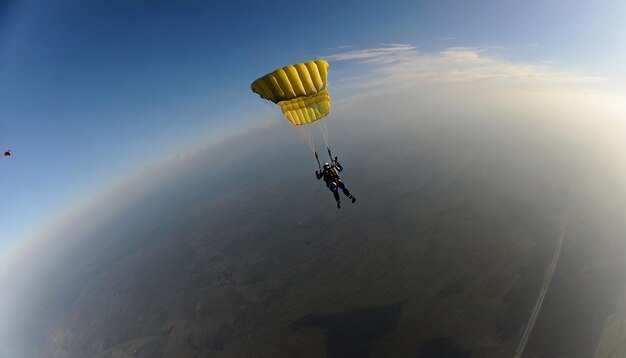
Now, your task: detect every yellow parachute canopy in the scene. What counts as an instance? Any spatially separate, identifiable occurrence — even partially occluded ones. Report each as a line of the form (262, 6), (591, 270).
(251, 60), (330, 126)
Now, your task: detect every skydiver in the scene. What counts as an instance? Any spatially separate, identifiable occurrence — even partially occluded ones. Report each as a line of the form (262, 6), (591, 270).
(315, 158), (356, 209)
(2, 150), (11, 157)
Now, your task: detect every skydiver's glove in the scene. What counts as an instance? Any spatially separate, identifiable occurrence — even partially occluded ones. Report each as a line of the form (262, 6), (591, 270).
(315, 170), (319, 176)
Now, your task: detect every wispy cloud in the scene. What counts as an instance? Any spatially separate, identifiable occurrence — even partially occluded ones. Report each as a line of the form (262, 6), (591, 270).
(326, 45), (604, 92)
(325, 44), (417, 64)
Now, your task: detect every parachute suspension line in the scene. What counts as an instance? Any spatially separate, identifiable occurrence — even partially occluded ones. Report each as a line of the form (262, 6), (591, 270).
(301, 126), (321, 169)
(318, 119), (335, 164)
(287, 117), (320, 169)
(319, 119), (331, 150)
(295, 125), (317, 156)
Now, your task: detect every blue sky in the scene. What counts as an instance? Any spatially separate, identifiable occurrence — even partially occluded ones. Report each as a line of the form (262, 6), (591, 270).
(1, 0), (625, 257)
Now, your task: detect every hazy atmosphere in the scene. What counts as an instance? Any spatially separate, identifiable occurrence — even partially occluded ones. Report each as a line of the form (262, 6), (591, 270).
(2, 1), (626, 357)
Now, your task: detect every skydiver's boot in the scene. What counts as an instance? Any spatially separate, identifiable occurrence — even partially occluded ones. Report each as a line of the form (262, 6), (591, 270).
(349, 195), (356, 203)
(337, 201), (341, 209)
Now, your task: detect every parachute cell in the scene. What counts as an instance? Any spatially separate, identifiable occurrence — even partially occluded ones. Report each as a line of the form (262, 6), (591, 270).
(251, 60), (330, 126)
(278, 88), (330, 125)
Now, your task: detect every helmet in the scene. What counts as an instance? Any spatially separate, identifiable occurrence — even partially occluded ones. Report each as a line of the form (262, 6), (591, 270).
(323, 162), (330, 169)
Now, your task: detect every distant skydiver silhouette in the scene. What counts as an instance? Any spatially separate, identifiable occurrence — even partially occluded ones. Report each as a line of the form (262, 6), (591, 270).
(2, 150), (12, 157)
(315, 157), (356, 209)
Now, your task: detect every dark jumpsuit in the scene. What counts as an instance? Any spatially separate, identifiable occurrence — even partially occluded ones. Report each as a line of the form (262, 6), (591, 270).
(316, 162), (353, 202)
